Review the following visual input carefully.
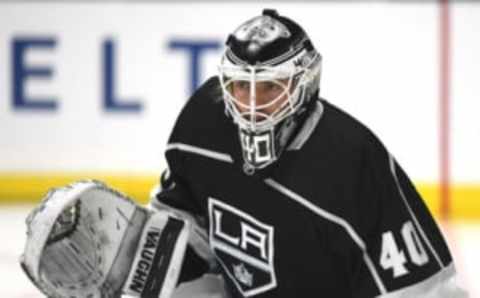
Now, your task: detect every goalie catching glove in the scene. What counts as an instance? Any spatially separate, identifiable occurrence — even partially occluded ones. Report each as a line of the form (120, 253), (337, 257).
(20, 180), (190, 298)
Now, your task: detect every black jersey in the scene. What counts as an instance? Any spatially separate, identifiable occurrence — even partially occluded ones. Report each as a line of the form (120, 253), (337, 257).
(154, 77), (458, 298)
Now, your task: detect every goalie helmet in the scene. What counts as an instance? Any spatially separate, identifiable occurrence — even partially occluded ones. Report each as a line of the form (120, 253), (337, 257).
(219, 9), (322, 173)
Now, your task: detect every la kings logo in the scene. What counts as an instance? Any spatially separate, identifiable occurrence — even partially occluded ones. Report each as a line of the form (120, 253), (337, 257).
(208, 198), (277, 297)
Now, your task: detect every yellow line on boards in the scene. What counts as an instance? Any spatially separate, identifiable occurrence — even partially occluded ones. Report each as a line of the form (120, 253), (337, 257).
(414, 183), (480, 221)
(449, 184), (480, 221)
(0, 173), (478, 220)
(0, 172), (158, 205)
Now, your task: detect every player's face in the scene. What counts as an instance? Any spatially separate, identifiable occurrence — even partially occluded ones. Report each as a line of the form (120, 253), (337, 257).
(230, 79), (289, 119)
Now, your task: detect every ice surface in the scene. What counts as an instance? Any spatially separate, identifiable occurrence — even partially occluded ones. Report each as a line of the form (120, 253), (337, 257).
(1, 206), (477, 297)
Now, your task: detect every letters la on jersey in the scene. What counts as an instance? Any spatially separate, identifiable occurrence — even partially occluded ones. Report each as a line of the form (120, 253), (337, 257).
(208, 198), (276, 297)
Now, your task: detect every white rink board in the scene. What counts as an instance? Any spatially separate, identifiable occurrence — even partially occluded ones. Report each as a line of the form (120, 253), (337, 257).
(0, 2), (478, 183)
(451, 3), (480, 183)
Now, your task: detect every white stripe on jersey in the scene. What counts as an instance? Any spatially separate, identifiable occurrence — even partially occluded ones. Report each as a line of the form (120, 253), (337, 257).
(166, 143), (234, 163)
(375, 263), (467, 298)
(264, 178), (387, 295)
(388, 154), (445, 269)
(287, 100), (324, 151)
(148, 199), (215, 266)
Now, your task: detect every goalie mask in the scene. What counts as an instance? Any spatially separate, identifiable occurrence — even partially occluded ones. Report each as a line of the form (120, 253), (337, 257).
(219, 9), (322, 172)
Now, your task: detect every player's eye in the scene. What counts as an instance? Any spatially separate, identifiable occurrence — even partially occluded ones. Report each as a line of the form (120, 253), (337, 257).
(235, 81), (250, 90)
(263, 82), (280, 92)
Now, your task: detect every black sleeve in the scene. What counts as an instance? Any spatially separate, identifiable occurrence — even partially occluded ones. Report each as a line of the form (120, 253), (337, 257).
(151, 76), (218, 283)
(152, 169), (210, 284)
(152, 76), (222, 284)
(154, 168), (202, 216)
(353, 131), (454, 297)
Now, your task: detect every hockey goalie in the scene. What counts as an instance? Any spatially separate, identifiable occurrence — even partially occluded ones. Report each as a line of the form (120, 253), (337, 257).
(21, 8), (468, 298)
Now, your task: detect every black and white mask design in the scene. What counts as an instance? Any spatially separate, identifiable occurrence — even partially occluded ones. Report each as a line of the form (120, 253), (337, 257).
(233, 15), (291, 54)
(219, 10), (322, 173)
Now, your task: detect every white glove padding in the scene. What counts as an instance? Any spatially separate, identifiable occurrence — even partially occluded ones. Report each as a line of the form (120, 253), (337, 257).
(20, 180), (190, 298)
